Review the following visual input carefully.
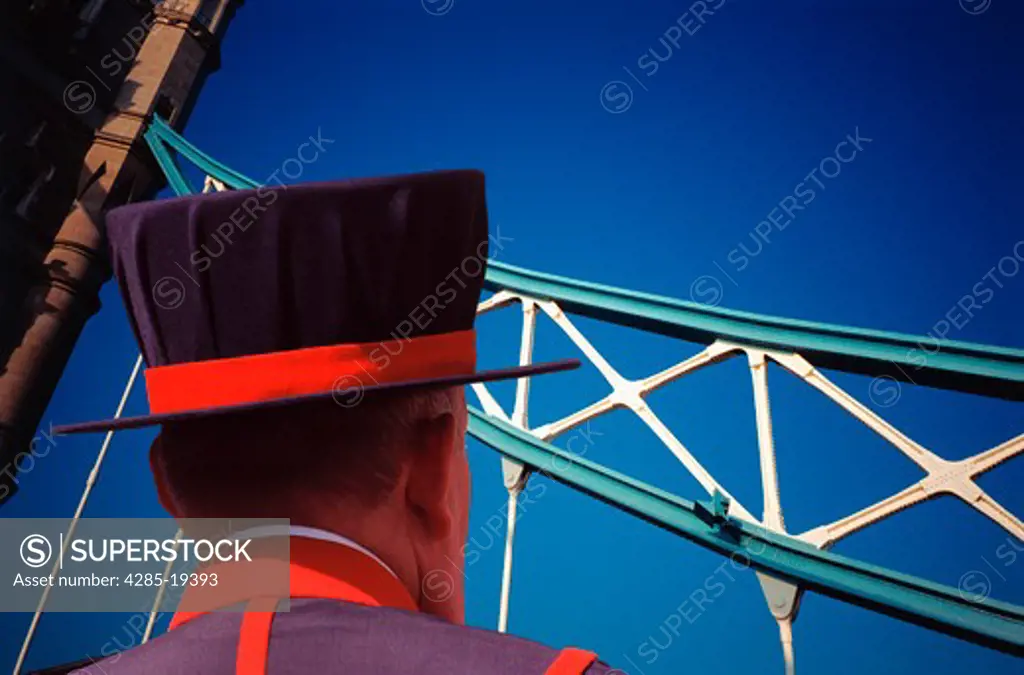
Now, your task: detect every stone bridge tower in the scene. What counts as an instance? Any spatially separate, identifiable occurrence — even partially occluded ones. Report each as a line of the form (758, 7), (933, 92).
(0, 0), (244, 503)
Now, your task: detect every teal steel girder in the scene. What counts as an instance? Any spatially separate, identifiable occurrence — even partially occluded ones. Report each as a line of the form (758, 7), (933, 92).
(467, 407), (1024, 657)
(484, 261), (1024, 400)
(144, 115), (260, 193)
(144, 125), (196, 197)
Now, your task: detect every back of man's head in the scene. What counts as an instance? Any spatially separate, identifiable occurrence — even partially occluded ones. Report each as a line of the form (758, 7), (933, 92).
(150, 386), (465, 520)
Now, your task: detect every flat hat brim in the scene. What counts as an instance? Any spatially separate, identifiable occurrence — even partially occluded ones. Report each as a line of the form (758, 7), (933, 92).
(53, 359), (581, 435)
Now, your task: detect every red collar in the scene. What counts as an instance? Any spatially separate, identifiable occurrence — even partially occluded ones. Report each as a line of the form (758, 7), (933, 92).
(171, 536), (417, 630)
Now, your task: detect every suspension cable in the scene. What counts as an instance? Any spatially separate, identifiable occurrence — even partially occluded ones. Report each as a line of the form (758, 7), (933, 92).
(12, 354), (144, 675)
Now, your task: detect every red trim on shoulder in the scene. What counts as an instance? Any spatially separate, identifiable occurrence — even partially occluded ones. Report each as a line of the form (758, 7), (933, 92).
(236, 606), (274, 675)
(544, 647), (599, 675)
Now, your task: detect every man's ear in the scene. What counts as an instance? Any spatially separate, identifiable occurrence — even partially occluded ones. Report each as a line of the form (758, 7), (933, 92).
(149, 433), (181, 518)
(403, 411), (459, 541)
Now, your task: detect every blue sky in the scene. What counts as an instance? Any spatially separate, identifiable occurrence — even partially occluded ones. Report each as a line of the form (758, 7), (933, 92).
(3, 1), (1024, 673)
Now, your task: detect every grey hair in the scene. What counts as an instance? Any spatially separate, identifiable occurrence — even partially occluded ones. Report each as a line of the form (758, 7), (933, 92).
(368, 386), (464, 443)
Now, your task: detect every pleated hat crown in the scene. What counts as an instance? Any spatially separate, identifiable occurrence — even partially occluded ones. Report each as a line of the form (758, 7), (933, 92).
(109, 169), (488, 367)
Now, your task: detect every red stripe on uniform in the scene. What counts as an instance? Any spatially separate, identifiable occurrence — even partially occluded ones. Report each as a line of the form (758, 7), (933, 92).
(544, 647), (599, 674)
(145, 329), (476, 414)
